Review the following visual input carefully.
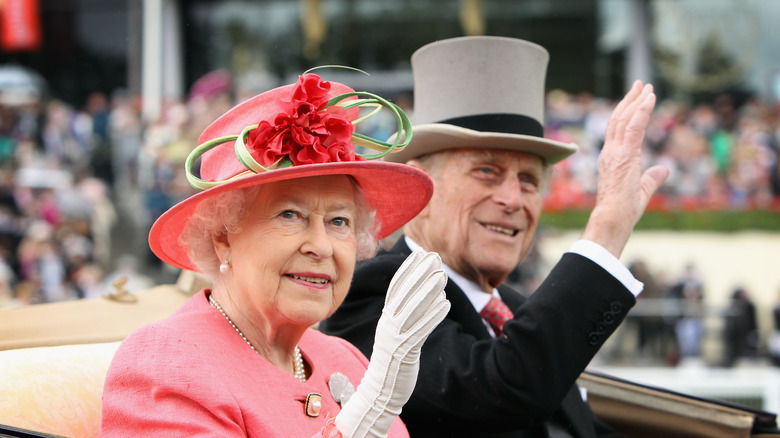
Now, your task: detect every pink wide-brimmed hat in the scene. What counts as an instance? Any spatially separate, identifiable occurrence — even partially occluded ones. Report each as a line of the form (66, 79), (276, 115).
(149, 72), (432, 272)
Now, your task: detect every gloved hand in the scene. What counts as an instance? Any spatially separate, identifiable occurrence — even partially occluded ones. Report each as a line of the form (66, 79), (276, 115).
(334, 249), (450, 438)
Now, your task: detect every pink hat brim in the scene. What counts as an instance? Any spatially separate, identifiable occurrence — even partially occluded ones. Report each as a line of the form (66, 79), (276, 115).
(149, 161), (432, 272)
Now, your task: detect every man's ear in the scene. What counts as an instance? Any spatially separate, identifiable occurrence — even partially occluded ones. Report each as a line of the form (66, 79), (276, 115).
(405, 159), (423, 170)
(403, 159), (432, 221)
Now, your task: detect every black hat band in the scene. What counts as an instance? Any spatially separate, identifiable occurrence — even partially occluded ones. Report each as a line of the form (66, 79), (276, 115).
(437, 113), (544, 138)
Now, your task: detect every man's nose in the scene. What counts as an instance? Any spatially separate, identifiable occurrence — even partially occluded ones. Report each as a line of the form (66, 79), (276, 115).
(493, 177), (523, 212)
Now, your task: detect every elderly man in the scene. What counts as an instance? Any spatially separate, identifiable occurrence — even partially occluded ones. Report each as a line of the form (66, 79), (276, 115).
(321, 36), (668, 437)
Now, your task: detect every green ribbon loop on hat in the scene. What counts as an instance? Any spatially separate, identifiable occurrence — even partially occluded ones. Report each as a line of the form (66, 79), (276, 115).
(327, 91), (413, 160)
(184, 86), (412, 191)
(234, 123), (291, 173)
(185, 135), (252, 190)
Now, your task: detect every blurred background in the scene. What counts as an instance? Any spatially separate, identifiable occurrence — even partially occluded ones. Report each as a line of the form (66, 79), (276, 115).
(0, 0), (778, 414)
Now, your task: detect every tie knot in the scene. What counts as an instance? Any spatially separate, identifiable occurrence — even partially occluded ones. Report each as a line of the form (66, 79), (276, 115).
(480, 296), (513, 337)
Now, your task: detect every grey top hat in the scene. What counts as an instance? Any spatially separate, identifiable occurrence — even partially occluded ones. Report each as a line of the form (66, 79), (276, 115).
(385, 36), (578, 164)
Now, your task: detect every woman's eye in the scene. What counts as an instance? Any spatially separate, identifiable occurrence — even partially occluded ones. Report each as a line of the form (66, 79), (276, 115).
(280, 210), (296, 219)
(331, 217), (348, 227)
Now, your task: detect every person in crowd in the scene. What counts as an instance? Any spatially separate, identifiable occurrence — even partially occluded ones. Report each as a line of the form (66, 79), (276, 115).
(770, 288), (780, 366)
(321, 36), (668, 437)
(723, 286), (759, 367)
(667, 262), (706, 359)
(100, 72), (451, 437)
(629, 259), (668, 362)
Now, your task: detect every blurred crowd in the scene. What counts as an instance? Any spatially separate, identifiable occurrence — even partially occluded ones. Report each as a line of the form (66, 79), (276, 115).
(543, 89), (780, 211)
(0, 70), (238, 309)
(0, 73), (779, 325)
(622, 259), (762, 368)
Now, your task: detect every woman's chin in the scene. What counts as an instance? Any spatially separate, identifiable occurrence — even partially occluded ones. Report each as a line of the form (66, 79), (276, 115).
(284, 307), (331, 328)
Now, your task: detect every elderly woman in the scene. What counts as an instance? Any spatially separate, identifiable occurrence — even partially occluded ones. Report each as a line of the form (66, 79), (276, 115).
(99, 73), (449, 437)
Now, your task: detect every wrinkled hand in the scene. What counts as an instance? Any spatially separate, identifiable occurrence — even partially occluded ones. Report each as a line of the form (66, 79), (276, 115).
(582, 80), (669, 257)
(335, 250), (450, 438)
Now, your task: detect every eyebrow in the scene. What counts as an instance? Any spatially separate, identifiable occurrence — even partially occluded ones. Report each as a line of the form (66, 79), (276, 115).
(272, 195), (356, 212)
(466, 150), (501, 163)
(468, 151), (544, 177)
(328, 202), (357, 213)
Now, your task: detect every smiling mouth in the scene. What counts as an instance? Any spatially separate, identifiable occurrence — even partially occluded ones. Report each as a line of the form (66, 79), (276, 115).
(483, 223), (519, 237)
(287, 274), (330, 284)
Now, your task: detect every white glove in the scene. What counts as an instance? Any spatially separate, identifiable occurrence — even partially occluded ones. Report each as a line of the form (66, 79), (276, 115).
(335, 249), (450, 438)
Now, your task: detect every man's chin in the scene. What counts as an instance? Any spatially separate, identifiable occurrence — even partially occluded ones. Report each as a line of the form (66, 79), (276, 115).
(475, 249), (523, 271)
(477, 262), (520, 286)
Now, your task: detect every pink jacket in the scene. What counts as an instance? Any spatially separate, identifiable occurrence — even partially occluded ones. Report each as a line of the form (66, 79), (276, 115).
(99, 290), (408, 437)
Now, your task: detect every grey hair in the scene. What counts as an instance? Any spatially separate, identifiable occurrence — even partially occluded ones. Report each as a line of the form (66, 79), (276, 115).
(180, 178), (379, 280)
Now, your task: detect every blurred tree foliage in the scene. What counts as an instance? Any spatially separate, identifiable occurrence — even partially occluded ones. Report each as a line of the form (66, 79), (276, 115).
(540, 210), (780, 231)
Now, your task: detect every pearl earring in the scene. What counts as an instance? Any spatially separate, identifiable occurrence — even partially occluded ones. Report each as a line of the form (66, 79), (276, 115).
(219, 259), (230, 273)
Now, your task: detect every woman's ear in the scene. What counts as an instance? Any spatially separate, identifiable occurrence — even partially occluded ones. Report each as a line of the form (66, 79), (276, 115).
(211, 231), (230, 260)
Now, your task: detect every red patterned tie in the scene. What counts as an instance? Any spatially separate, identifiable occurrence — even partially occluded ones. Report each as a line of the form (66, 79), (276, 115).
(480, 296), (513, 337)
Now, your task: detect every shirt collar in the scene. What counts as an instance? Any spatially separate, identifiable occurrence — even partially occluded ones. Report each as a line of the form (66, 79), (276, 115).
(404, 236), (500, 313)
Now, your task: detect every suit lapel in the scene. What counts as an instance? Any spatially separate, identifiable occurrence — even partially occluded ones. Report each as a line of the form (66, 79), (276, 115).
(388, 238), (492, 340)
(445, 280), (494, 340)
(387, 237), (413, 257)
(498, 285), (526, 312)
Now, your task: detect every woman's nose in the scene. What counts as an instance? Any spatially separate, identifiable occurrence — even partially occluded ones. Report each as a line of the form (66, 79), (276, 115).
(300, 220), (333, 259)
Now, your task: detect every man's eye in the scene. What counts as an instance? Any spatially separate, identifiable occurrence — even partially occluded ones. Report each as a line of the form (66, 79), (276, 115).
(519, 174), (540, 188)
(473, 166), (501, 180)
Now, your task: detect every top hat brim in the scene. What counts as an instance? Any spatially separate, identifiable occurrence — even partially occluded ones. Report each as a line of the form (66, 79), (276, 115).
(384, 123), (578, 164)
(149, 161), (433, 272)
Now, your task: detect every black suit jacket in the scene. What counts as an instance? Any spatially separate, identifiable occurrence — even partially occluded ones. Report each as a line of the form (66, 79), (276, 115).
(321, 238), (635, 437)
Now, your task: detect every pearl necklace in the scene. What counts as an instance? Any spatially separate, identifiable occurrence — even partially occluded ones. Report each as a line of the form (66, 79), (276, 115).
(208, 294), (306, 382)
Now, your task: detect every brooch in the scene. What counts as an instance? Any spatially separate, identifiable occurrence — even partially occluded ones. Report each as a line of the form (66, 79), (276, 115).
(305, 393), (323, 418)
(328, 372), (355, 407)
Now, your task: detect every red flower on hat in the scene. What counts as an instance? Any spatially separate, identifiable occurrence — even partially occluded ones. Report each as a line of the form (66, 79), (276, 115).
(245, 73), (363, 168)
